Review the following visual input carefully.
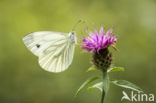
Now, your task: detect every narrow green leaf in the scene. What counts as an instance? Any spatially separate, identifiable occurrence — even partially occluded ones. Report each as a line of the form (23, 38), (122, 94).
(75, 77), (99, 97)
(87, 66), (96, 72)
(107, 67), (124, 73)
(111, 80), (143, 92)
(88, 82), (103, 92)
(88, 72), (110, 93)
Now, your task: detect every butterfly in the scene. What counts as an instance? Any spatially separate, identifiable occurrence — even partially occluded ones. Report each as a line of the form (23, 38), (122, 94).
(23, 31), (77, 73)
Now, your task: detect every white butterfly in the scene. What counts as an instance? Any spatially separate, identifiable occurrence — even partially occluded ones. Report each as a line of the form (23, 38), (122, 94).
(23, 31), (77, 73)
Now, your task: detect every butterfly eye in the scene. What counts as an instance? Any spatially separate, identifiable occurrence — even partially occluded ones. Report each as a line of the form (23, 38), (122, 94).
(71, 31), (76, 35)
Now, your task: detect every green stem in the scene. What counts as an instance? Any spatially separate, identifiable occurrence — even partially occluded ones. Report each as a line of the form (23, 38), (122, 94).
(101, 88), (105, 103)
(101, 71), (107, 103)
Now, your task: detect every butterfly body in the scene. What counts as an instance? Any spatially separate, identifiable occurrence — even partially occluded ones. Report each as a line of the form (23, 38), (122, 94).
(23, 31), (76, 73)
(69, 31), (77, 44)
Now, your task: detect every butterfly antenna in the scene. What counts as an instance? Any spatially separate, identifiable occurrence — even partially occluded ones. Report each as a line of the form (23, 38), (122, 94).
(72, 19), (85, 31)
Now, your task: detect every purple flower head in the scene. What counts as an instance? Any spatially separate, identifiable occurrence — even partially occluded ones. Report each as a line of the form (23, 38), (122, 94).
(81, 26), (118, 53)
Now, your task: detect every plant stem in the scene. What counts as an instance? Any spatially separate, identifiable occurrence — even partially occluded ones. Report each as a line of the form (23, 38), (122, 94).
(101, 88), (105, 103)
(101, 71), (107, 103)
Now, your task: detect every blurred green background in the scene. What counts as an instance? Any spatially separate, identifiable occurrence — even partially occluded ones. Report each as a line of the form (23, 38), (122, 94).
(0, 0), (156, 103)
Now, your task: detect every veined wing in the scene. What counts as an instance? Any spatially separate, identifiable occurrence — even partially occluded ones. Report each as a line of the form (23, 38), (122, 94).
(39, 40), (75, 72)
(23, 31), (68, 56)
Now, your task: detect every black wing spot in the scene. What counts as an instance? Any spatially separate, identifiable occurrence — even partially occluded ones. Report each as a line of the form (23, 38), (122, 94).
(36, 44), (40, 48)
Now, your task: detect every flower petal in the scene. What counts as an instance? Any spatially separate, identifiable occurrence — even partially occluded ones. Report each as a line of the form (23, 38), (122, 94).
(81, 26), (118, 53)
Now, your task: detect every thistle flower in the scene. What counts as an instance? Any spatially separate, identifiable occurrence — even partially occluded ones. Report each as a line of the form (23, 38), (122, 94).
(82, 26), (117, 53)
(81, 26), (118, 71)
(77, 25), (142, 103)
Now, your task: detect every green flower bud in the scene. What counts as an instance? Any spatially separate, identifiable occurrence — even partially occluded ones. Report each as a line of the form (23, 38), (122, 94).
(92, 48), (112, 71)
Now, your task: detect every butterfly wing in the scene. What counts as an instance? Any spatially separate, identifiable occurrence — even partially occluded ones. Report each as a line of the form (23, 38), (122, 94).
(39, 41), (75, 72)
(23, 31), (76, 72)
(23, 31), (68, 56)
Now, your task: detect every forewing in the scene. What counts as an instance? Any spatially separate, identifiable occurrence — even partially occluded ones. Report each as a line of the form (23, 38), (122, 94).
(39, 41), (75, 72)
(23, 31), (67, 56)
